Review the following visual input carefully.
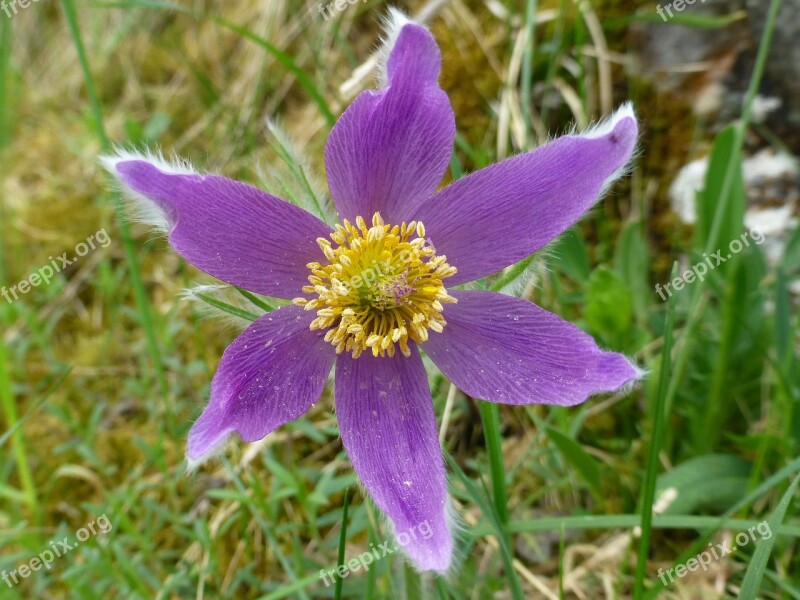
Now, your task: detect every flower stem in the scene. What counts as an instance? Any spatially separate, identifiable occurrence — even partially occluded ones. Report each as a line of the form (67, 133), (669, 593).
(478, 401), (510, 537)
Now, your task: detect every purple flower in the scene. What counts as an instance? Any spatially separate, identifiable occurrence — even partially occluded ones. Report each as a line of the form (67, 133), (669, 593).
(103, 11), (640, 574)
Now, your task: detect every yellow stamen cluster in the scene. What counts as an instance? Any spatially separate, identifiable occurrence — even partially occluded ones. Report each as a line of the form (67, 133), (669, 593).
(293, 212), (457, 358)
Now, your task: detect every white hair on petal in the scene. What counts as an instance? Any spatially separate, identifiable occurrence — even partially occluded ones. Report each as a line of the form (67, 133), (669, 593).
(625, 361), (648, 387)
(440, 493), (466, 580)
(185, 433), (231, 473)
(376, 7), (416, 88)
(99, 147), (200, 234)
(579, 101), (636, 140)
(100, 146), (198, 176)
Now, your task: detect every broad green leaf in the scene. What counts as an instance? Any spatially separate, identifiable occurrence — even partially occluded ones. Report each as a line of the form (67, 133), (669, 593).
(656, 454), (752, 515)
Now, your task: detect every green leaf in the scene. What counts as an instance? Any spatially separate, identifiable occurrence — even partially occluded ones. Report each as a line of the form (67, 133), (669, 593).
(782, 223), (800, 273)
(584, 265), (632, 339)
(614, 221), (650, 320)
(545, 427), (601, 496)
(490, 254), (536, 292)
(695, 125), (746, 255)
(656, 454), (752, 516)
(553, 228), (590, 283)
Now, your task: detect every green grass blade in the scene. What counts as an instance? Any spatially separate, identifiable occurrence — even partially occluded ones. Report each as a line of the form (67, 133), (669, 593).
(634, 263), (677, 598)
(763, 570), (800, 600)
(610, 11), (746, 28)
(266, 124), (331, 223)
(404, 562), (421, 600)
(210, 16), (336, 126)
(194, 292), (259, 322)
(334, 487), (350, 600)
(0, 13), (9, 152)
(470, 515), (800, 538)
(95, 2), (336, 126)
(259, 573), (325, 600)
(643, 454), (800, 599)
(235, 287), (276, 313)
(520, 0), (538, 146)
(446, 451), (525, 600)
(738, 474), (799, 599)
(546, 427), (602, 499)
(662, 0), (782, 428)
(0, 308), (38, 520)
(60, 0), (169, 401)
(0, 367), (71, 448)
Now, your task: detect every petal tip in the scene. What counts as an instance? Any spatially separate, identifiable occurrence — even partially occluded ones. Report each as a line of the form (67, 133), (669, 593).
(377, 9), (440, 88)
(582, 102), (638, 147)
(580, 102), (639, 193)
(599, 352), (645, 394)
(186, 426), (232, 472)
(396, 520), (455, 574)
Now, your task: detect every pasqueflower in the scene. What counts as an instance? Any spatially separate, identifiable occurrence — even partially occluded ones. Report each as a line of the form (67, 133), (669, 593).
(103, 10), (640, 573)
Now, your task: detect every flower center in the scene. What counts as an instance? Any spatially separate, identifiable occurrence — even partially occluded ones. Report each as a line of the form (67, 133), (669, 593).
(293, 212), (457, 358)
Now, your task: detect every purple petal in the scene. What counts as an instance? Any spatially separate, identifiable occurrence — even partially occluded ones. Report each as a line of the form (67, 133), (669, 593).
(413, 104), (638, 285)
(324, 22), (455, 224)
(335, 346), (452, 572)
(188, 305), (335, 463)
(104, 153), (332, 299)
(424, 290), (640, 406)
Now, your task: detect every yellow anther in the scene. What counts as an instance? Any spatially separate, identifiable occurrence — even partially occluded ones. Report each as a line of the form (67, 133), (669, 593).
(293, 211), (457, 357)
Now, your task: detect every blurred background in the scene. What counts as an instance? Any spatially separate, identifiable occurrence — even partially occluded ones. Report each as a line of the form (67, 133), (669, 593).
(1, 0), (799, 598)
